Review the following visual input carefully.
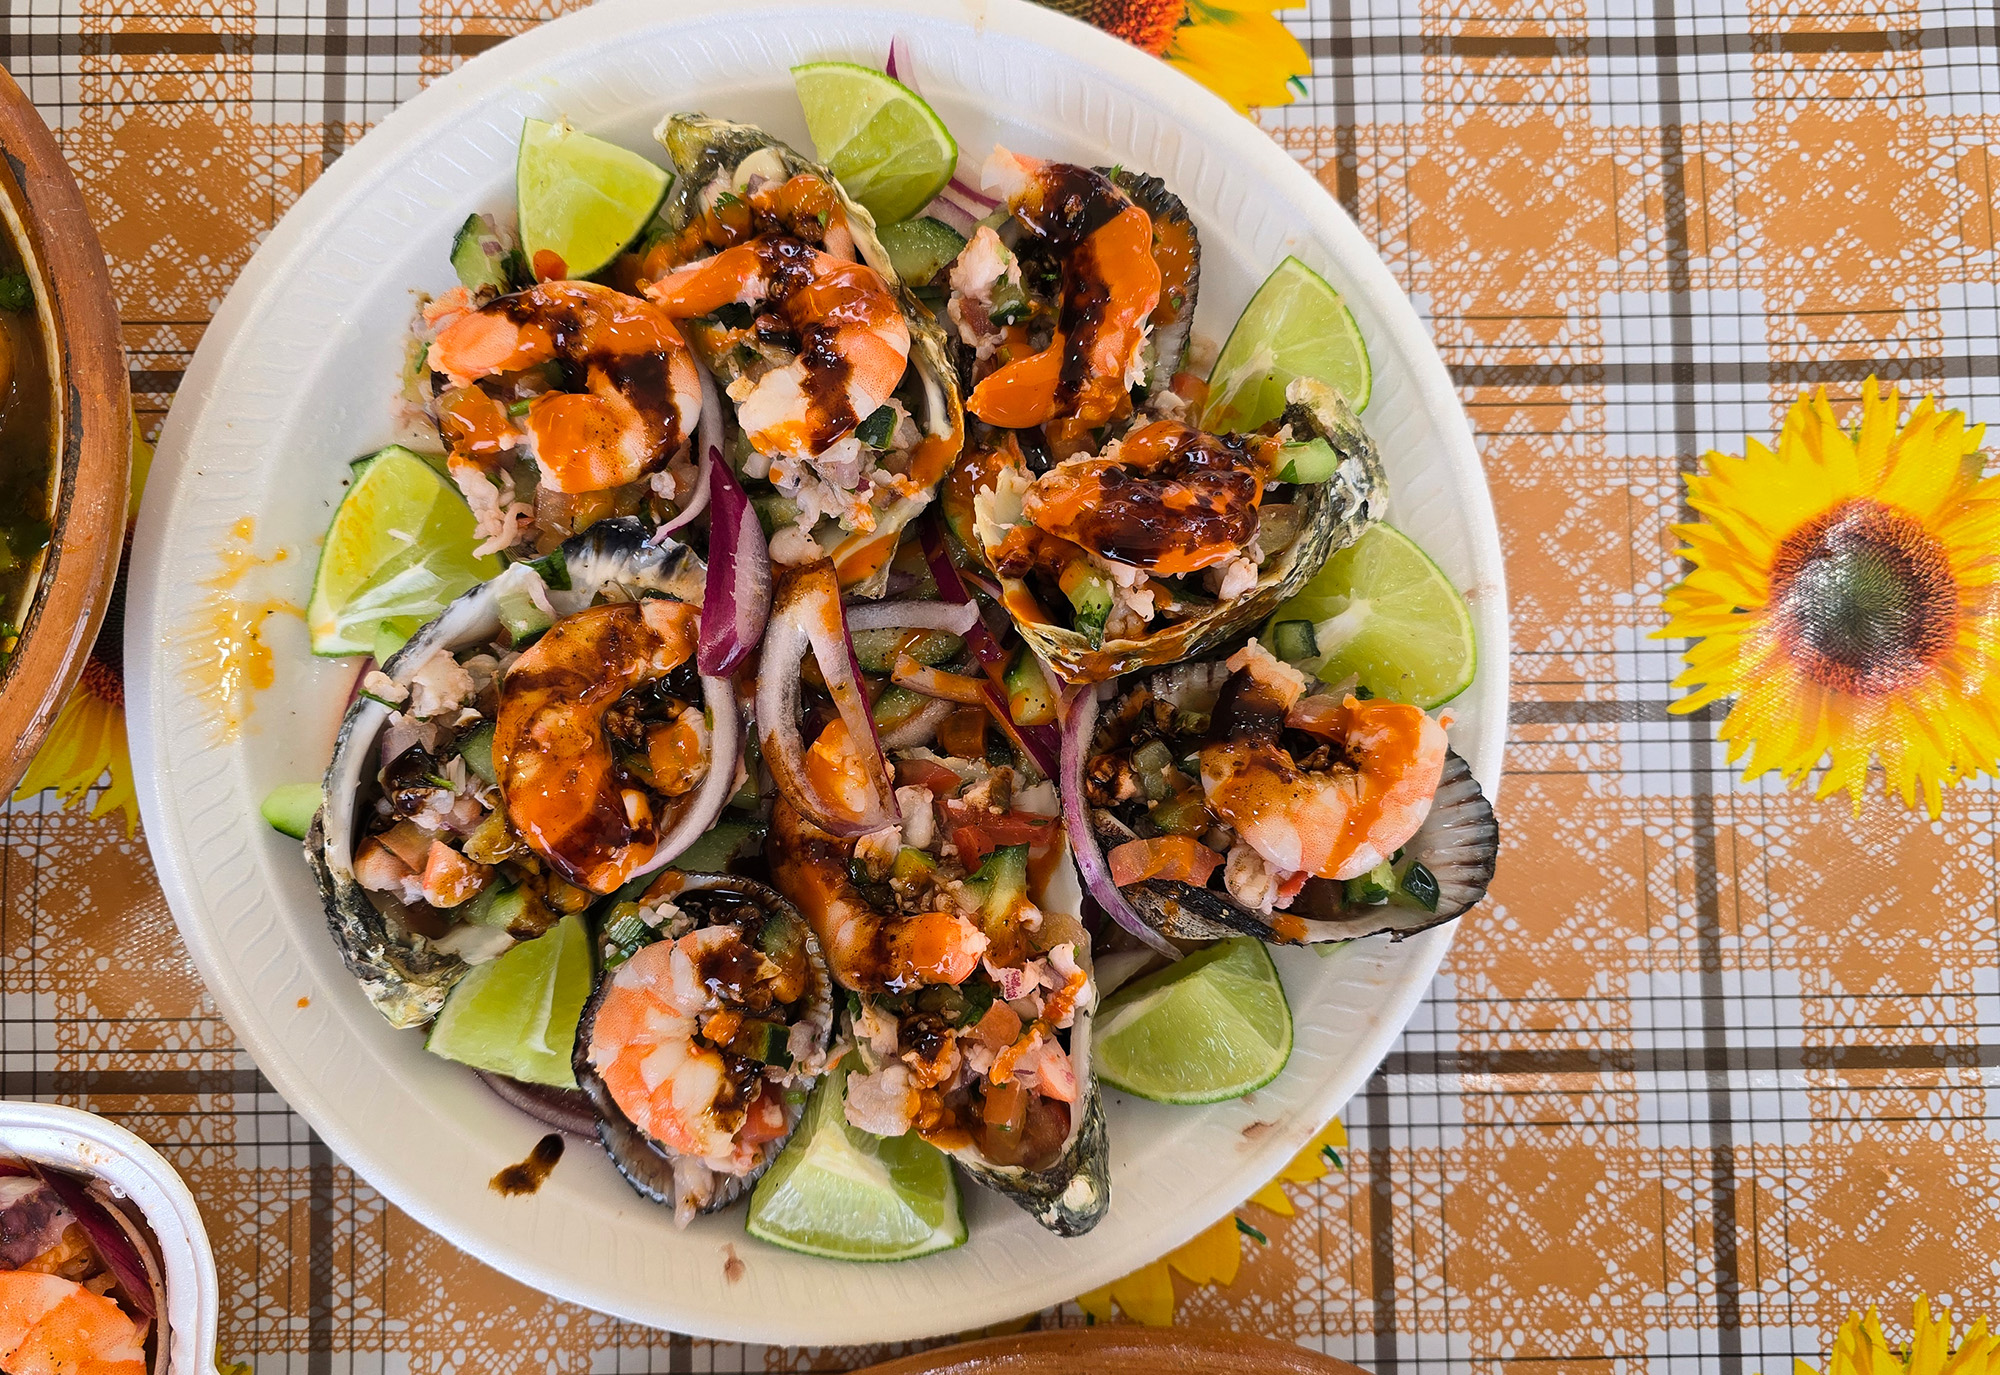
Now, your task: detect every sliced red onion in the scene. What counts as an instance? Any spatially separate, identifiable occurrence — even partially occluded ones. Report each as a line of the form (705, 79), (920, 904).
(885, 34), (913, 85)
(696, 446), (771, 677)
(919, 514), (1010, 674)
(648, 672), (743, 869)
(923, 194), (981, 239)
(879, 694), (957, 750)
(757, 562), (899, 836)
(1059, 685), (1181, 959)
(476, 1071), (600, 1138)
(843, 600), (979, 635)
(30, 1162), (158, 1320)
(655, 356), (720, 537)
(946, 174), (1000, 211)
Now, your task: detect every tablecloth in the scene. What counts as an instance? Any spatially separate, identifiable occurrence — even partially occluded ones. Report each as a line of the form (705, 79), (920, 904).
(6, 0), (2000, 1370)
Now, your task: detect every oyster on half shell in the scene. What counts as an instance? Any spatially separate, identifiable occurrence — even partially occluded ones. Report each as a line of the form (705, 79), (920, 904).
(306, 519), (730, 1029)
(651, 114), (965, 596)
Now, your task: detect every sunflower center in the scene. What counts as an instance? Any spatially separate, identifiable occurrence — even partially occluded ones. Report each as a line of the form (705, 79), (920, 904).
(1766, 498), (1957, 698)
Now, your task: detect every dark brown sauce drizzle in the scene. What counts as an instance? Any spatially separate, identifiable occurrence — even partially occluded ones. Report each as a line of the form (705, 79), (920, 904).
(493, 287), (687, 462)
(490, 1133), (565, 1196)
(1012, 164), (1136, 418)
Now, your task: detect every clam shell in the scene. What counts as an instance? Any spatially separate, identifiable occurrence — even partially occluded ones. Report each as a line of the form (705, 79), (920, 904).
(652, 114), (964, 597)
(1007, 376), (1386, 682)
(309, 519), (713, 1030)
(570, 873), (836, 1221)
(1108, 748), (1498, 945)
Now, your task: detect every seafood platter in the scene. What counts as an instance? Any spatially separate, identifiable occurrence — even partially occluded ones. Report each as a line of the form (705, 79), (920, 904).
(129, 0), (1506, 1342)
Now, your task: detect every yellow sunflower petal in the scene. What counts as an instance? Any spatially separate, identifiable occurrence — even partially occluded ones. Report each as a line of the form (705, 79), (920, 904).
(1165, 5), (1309, 112)
(1164, 1214), (1243, 1288)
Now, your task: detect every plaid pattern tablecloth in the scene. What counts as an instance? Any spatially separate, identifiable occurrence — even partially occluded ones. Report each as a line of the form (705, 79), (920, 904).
(6, 1), (2000, 1370)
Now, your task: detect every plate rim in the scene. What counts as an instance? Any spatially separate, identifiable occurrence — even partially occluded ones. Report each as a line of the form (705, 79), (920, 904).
(126, 0), (1508, 1343)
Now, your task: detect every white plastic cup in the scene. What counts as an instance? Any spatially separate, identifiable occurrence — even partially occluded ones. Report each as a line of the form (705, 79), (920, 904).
(0, 1101), (219, 1373)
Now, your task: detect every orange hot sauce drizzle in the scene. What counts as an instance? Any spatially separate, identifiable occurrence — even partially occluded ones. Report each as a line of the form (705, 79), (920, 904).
(187, 517), (300, 743)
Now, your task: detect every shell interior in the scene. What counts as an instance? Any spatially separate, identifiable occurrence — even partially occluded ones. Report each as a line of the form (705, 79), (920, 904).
(311, 519), (711, 1030)
(571, 872), (836, 1222)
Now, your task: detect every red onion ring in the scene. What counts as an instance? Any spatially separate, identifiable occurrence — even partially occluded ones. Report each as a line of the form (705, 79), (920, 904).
(922, 195), (981, 239)
(696, 445), (772, 677)
(757, 562), (899, 836)
(29, 1162), (158, 1320)
(654, 353), (721, 538)
(844, 600), (979, 635)
(1059, 684), (1181, 959)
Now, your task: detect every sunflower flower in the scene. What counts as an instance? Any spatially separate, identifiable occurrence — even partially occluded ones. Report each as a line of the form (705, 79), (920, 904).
(1075, 1118), (1345, 1325)
(1659, 381), (2000, 816)
(1040, 0), (1311, 113)
(1798, 1297), (2000, 1375)
(10, 417), (151, 834)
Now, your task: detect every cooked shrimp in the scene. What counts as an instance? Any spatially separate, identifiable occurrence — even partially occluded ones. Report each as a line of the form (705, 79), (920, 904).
(769, 801), (988, 993)
(427, 281), (702, 495)
(493, 599), (703, 893)
(643, 236), (910, 463)
(1024, 420), (1278, 575)
(0, 1271), (147, 1375)
(586, 927), (790, 1167)
(965, 150), (1161, 432)
(1200, 689), (1448, 882)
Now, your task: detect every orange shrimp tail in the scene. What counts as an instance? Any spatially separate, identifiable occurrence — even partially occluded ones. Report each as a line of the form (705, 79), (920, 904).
(891, 911), (984, 987)
(0, 1273), (147, 1375)
(645, 244), (763, 318)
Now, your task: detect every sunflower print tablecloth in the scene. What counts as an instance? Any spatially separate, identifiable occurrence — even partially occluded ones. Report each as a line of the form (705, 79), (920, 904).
(6, 0), (2000, 1370)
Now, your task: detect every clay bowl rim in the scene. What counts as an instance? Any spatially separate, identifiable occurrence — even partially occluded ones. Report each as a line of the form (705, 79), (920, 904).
(0, 65), (129, 797)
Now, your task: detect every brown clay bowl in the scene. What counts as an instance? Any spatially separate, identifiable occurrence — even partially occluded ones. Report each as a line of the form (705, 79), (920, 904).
(0, 66), (128, 795)
(857, 1327), (1372, 1375)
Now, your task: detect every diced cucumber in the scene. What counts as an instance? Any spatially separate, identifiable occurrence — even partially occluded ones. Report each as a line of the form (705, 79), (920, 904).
(466, 883), (530, 930)
(854, 404), (898, 449)
(522, 547), (570, 592)
(260, 782), (321, 840)
(458, 723), (498, 786)
(1344, 860), (1399, 906)
(988, 274), (1031, 325)
(752, 494), (802, 537)
(962, 844), (1029, 932)
(891, 847), (938, 884)
(851, 628), (963, 674)
(872, 684), (931, 732)
(1058, 560), (1114, 648)
(877, 216), (967, 287)
(495, 581), (553, 646)
(1275, 437), (1340, 484)
(1269, 619), (1318, 663)
(600, 901), (656, 969)
(1391, 857), (1441, 913)
(1004, 649), (1057, 728)
(726, 1019), (793, 1067)
(1148, 789), (1210, 837)
(672, 818), (757, 872)
(450, 212), (524, 298)
(1131, 739), (1175, 802)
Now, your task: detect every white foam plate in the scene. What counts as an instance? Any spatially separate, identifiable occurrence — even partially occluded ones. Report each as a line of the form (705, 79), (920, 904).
(0, 1101), (219, 1373)
(127, 0), (1506, 1344)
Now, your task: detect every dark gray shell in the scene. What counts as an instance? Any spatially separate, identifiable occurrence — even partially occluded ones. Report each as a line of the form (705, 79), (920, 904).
(948, 902), (1111, 1236)
(1011, 376), (1386, 683)
(1106, 748), (1498, 945)
(309, 519), (708, 1030)
(1106, 165), (1199, 395)
(652, 114), (965, 596)
(571, 873), (836, 1219)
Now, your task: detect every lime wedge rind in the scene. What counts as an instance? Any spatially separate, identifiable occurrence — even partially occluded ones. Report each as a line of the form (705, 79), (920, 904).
(516, 117), (671, 281)
(1204, 256), (1372, 433)
(747, 1066), (966, 1262)
(791, 62), (958, 226)
(1094, 937), (1294, 1106)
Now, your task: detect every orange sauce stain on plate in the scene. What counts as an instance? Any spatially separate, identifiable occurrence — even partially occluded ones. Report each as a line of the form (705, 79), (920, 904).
(186, 517), (299, 742)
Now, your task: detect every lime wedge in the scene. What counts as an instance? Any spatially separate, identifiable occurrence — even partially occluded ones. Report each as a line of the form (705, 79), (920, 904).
(792, 62), (958, 225)
(425, 913), (592, 1088)
(1095, 937), (1292, 1105)
(516, 117), (671, 281)
(1204, 256), (1371, 432)
(1264, 521), (1476, 709)
(306, 446), (499, 656)
(747, 1064), (966, 1261)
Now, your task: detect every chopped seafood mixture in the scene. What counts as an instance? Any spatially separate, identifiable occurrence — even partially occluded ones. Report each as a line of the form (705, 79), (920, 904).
(284, 56), (1499, 1257)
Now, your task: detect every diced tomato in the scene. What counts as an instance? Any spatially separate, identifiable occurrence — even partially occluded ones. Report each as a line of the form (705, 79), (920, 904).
(940, 800), (1059, 869)
(738, 1086), (791, 1147)
(895, 756), (964, 797)
(969, 1000), (1023, 1052)
(1106, 835), (1223, 888)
